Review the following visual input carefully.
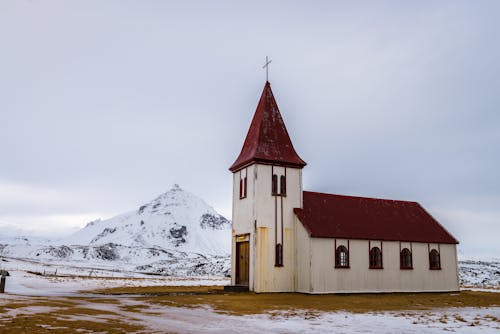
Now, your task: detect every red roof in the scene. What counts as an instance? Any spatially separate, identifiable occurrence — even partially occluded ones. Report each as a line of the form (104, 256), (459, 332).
(294, 191), (458, 244)
(229, 82), (306, 172)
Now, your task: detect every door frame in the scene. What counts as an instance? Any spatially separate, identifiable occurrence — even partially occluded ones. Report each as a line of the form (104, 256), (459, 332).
(235, 234), (250, 286)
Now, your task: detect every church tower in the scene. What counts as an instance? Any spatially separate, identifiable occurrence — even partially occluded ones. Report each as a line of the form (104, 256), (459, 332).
(229, 81), (306, 292)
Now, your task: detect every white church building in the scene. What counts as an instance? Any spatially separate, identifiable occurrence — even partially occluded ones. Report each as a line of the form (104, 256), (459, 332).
(229, 81), (459, 294)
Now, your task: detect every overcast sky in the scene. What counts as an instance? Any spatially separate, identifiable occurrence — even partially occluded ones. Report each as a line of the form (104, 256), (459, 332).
(1, 1), (499, 259)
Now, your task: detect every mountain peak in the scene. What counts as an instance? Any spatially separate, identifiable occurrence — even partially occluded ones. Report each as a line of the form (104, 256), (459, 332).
(171, 184), (182, 191)
(65, 186), (231, 255)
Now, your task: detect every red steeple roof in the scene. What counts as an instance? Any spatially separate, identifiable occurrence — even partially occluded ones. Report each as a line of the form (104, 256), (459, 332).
(229, 82), (306, 172)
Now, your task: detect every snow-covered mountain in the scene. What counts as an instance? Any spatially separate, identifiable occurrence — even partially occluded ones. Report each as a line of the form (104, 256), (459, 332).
(0, 185), (232, 276)
(61, 184), (231, 255)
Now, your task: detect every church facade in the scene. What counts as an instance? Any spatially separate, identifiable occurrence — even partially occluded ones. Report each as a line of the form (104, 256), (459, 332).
(229, 82), (459, 293)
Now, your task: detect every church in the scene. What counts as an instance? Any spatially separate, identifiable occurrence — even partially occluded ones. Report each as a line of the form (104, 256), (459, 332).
(228, 81), (460, 293)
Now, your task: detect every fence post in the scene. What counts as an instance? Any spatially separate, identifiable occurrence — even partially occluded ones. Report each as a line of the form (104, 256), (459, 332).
(0, 271), (9, 293)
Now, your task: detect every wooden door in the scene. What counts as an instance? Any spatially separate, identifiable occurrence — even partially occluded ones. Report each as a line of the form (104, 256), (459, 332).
(236, 241), (249, 286)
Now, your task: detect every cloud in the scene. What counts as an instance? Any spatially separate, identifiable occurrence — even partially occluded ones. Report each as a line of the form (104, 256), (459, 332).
(0, 180), (68, 211)
(0, 1), (498, 258)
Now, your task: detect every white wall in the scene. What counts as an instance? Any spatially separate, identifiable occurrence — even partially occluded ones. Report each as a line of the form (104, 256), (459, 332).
(231, 165), (255, 287)
(231, 163), (303, 292)
(295, 220), (311, 293)
(306, 238), (459, 293)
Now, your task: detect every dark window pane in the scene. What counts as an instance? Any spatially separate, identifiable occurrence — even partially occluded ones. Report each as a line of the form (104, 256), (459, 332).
(429, 249), (441, 269)
(400, 248), (412, 269)
(335, 245), (349, 267)
(370, 247), (382, 268)
(280, 175), (286, 195)
(275, 243), (283, 266)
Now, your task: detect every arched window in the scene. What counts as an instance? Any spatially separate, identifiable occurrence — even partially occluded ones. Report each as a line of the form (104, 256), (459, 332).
(400, 248), (412, 269)
(369, 246), (383, 268)
(280, 175), (286, 195)
(272, 174), (278, 195)
(429, 249), (441, 270)
(335, 245), (349, 268)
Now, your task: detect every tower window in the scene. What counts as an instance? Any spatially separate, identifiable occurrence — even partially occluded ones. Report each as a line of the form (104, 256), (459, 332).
(239, 175), (247, 199)
(272, 174), (278, 195)
(429, 249), (441, 270)
(335, 245), (349, 268)
(275, 243), (283, 267)
(400, 248), (413, 269)
(280, 175), (286, 195)
(369, 246), (383, 269)
(243, 177), (247, 197)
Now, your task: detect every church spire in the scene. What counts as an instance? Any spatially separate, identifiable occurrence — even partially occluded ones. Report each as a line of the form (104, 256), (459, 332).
(229, 82), (306, 172)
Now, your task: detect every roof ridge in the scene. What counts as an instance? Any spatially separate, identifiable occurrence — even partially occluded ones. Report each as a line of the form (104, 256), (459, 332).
(302, 190), (419, 205)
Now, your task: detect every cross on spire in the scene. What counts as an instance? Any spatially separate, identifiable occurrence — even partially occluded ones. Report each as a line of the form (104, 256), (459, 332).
(262, 56), (272, 82)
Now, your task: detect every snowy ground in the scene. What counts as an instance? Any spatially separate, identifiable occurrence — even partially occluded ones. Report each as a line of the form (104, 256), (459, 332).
(1, 258), (228, 297)
(3, 269), (229, 297)
(1, 257), (499, 333)
(460, 260), (500, 288)
(0, 292), (499, 333)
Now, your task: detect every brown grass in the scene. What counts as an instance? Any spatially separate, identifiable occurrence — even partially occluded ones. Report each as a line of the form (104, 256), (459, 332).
(0, 315), (145, 334)
(1, 287), (499, 332)
(94, 285), (500, 315)
(0, 298), (145, 334)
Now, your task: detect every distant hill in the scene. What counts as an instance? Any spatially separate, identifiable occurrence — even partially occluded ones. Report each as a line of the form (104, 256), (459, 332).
(63, 184), (231, 255)
(0, 185), (232, 276)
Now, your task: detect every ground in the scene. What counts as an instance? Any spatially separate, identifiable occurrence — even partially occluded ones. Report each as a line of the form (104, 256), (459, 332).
(0, 271), (499, 333)
(0, 258), (499, 333)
